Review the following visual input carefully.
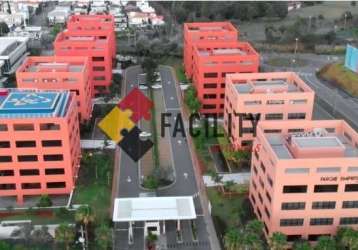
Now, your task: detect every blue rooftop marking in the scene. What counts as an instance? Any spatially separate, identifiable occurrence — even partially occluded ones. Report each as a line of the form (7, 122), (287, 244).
(0, 91), (70, 118)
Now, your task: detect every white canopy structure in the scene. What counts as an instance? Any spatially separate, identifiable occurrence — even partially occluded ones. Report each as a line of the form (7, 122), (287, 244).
(113, 196), (196, 222)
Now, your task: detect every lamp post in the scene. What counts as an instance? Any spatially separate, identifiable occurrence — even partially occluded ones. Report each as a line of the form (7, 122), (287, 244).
(344, 13), (347, 30)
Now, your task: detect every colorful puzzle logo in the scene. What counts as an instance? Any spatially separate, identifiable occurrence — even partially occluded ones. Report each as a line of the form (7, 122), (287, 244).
(98, 87), (154, 162)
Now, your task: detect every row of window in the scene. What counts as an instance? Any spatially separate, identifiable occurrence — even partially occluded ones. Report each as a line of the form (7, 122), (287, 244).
(284, 166), (358, 174)
(0, 123), (61, 132)
(283, 184), (358, 193)
(0, 154), (64, 163)
(281, 200), (358, 210)
(0, 168), (65, 177)
(280, 217), (358, 227)
(0, 140), (62, 148)
(244, 99), (308, 106)
(0, 182), (66, 190)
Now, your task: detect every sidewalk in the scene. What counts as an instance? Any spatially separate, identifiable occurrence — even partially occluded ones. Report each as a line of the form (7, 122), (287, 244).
(80, 140), (116, 149)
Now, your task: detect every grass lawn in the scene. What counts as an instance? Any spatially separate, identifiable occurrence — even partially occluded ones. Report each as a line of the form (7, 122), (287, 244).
(72, 150), (114, 222)
(207, 187), (254, 239)
(318, 63), (358, 97)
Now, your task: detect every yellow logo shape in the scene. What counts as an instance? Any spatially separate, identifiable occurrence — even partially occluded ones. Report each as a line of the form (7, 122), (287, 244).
(98, 107), (135, 143)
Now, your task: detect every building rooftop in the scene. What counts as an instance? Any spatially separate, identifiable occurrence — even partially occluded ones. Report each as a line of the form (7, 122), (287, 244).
(113, 196), (196, 222)
(195, 41), (258, 59)
(264, 127), (358, 160)
(0, 89), (71, 118)
(229, 72), (313, 94)
(18, 57), (87, 74)
(0, 37), (28, 57)
(185, 22), (237, 33)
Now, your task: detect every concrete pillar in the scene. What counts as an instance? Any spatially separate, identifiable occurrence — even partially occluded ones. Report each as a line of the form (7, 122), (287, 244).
(17, 195), (24, 205)
(177, 220), (180, 231)
(162, 221), (166, 234)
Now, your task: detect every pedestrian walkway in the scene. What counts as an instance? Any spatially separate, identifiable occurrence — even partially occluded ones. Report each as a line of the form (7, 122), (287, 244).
(80, 140), (116, 149)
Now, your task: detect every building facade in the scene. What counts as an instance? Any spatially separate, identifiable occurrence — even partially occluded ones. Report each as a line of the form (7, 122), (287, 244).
(250, 120), (358, 243)
(192, 41), (260, 115)
(0, 89), (81, 204)
(224, 72), (314, 149)
(16, 56), (92, 122)
(66, 14), (116, 59)
(54, 30), (112, 95)
(0, 37), (29, 76)
(183, 22), (238, 79)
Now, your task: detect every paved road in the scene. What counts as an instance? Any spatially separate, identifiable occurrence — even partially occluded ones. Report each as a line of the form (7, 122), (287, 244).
(262, 52), (358, 130)
(113, 66), (214, 250)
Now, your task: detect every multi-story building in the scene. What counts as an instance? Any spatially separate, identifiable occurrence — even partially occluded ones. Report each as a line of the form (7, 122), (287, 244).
(54, 29), (112, 95)
(224, 72), (314, 149)
(192, 41), (260, 115)
(0, 89), (81, 204)
(0, 37), (29, 76)
(16, 56), (92, 122)
(183, 22), (238, 79)
(66, 14), (116, 59)
(250, 119), (358, 243)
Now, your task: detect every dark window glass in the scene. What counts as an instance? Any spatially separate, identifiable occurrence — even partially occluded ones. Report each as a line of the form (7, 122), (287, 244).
(281, 202), (305, 210)
(308, 234), (330, 241)
(312, 201), (336, 209)
(283, 185), (307, 193)
(18, 155), (37, 162)
(310, 218), (334, 226)
(340, 217), (358, 225)
(204, 72), (218, 78)
(20, 169), (39, 176)
(314, 185), (338, 193)
(0, 184), (15, 190)
(345, 184), (358, 192)
(0, 170), (14, 176)
(280, 219), (304, 227)
(0, 141), (10, 148)
(45, 168), (65, 175)
(0, 156), (12, 162)
(47, 182), (66, 188)
(43, 154), (64, 161)
(16, 141), (36, 148)
(287, 235), (301, 242)
(21, 183), (41, 189)
(42, 140), (62, 147)
(342, 201), (358, 209)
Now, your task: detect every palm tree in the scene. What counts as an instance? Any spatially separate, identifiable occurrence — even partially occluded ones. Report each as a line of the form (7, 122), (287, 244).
(209, 170), (223, 190)
(245, 220), (264, 235)
(95, 224), (112, 250)
(269, 232), (287, 250)
(55, 223), (75, 250)
(146, 232), (158, 250)
(337, 227), (358, 250)
(223, 180), (235, 193)
(314, 236), (336, 250)
(75, 206), (95, 247)
(293, 240), (312, 250)
(224, 228), (243, 250)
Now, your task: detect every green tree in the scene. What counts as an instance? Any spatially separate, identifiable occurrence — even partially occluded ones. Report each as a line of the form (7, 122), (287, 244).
(143, 175), (159, 190)
(293, 240), (312, 250)
(31, 225), (53, 246)
(314, 236), (336, 250)
(223, 180), (235, 192)
(0, 240), (11, 250)
(0, 22), (9, 35)
(55, 224), (75, 250)
(75, 206), (95, 247)
(208, 170), (223, 186)
(336, 227), (358, 250)
(184, 86), (201, 113)
(224, 228), (243, 250)
(269, 232), (287, 250)
(51, 23), (62, 37)
(146, 232), (158, 249)
(141, 57), (158, 86)
(95, 224), (112, 250)
(36, 194), (53, 207)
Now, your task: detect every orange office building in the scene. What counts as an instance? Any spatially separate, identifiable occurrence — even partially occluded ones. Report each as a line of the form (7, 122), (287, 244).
(250, 120), (358, 243)
(183, 22), (238, 79)
(0, 89), (81, 204)
(16, 56), (92, 122)
(192, 41), (260, 115)
(54, 29), (112, 95)
(223, 72), (314, 149)
(66, 14), (116, 59)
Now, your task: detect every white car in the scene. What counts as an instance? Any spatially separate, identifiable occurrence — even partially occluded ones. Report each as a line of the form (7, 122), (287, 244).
(151, 84), (162, 89)
(139, 131), (152, 138)
(139, 85), (148, 90)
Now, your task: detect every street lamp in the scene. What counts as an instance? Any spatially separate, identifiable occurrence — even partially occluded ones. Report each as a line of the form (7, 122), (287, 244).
(344, 13), (347, 30)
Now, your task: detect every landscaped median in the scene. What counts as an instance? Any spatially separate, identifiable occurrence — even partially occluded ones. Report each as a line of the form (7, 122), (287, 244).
(317, 63), (358, 96)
